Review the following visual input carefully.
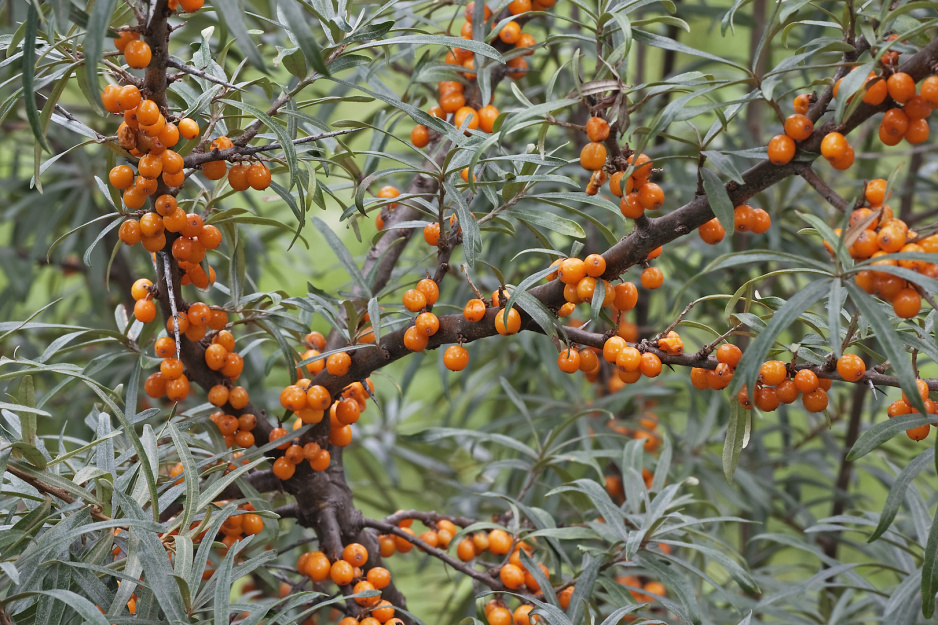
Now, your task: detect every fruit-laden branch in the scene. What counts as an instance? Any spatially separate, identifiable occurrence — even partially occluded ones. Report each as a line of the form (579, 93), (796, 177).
(363, 519), (507, 591)
(180, 128), (365, 167)
(269, 35), (938, 404)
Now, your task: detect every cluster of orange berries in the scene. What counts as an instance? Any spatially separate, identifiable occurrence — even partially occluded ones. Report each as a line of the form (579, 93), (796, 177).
(483, 596), (548, 625)
(886, 378), (937, 441)
(377, 517), (457, 558)
(410, 0), (548, 146)
(615, 574), (667, 607)
(836, 68), (936, 146)
(841, 179), (935, 319)
(141, 302), (235, 403)
(199, 135), (272, 190)
(692, 348), (838, 413)
(215, 502), (266, 554)
(297, 544), (402, 625)
(105, 84), (194, 198)
(769, 68), (937, 167)
(267, 333), (375, 477)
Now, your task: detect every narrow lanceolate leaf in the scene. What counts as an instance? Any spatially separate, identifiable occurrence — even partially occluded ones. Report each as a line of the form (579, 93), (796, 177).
(722, 401), (749, 484)
(732, 279), (831, 398)
(215, 0), (266, 70)
(168, 424), (200, 534)
(354, 35), (504, 62)
(23, 4), (51, 153)
(700, 167), (734, 236)
(846, 282), (927, 415)
(846, 412), (935, 461)
(82, 0), (118, 112)
(310, 216), (370, 296)
(279, 0), (329, 76)
(870, 447), (934, 541)
(922, 508), (938, 617)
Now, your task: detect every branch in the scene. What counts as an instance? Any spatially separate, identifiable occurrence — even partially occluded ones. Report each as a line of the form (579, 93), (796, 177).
(165, 56), (241, 89)
(381, 509), (479, 528)
(796, 164), (850, 212)
(182, 128), (364, 168)
(362, 518), (506, 591)
(5, 463), (111, 522)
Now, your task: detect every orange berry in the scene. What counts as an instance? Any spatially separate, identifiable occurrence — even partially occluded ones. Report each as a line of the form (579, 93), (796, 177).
(802, 389), (829, 412)
(637, 183), (665, 210)
(464, 298), (487, 322)
(783, 114), (813, 141)
(639, 352), (662, 377)
(793, 369), (819, 393)
(326, 352), (352, 376)
(423, 222), (441, 246)
(507, 0), (531, 13)
(886, 72), (915, 104)
(579, 142), (607, 171)
(759, 360), (788, 386)
(494, 307), (521, 335)
(836, 354), (866, 382)
(793, 93), (811, 114)
(124, 40), (152, 69)
(698, 217), (725, 244)
(247, 163), (271, 190)
(272, 456), (296, 480)
(767, 134), (795, 165)
(586, 116), (610, 142)
(443, 345), (469, 371)
(820, 132), (848, 162)
(640, 266), (663, 289)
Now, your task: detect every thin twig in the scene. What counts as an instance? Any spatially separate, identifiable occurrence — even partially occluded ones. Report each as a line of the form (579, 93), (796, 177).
(165, 57), (241, 89)
(5, 464), (112, 522)
(797, 164), (849, 212)
(183, 128), (363, 167)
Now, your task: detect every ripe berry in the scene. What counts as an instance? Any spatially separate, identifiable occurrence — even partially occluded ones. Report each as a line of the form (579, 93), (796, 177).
(638, 182), (665, 210)
(886, 72), (915, 103)
(579, 142), (607, 171)
(767, 134), (795, 165)
(793, 94), (811, 114)
(423, 222), (441, 246)
(557, 348), (580, 373)
(820, 132), (848, 162)
(836, 354), (865, 382)
(640, 267), (663, 289)
(639, 352), (662, 377)
(698, 218), (725, 244)
(759, 360), (788, 386)
(247, 163), (271, 190)
(613, 282), (638, 311)
(402, 289), (427, 312)
(124, 40), (152, 69)
(802, 389), (829, 412)
(892, 287), (921, 318)
(715, 344), (742, 367)
(494, 307), (521, 335)
(463, 298), (486, 322)
(783, 114), (813, 141)
(586, 116), (610, 142)
(793, 369), (819, 393)
(326, 352), (352, 376)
